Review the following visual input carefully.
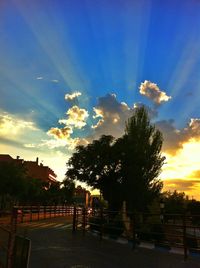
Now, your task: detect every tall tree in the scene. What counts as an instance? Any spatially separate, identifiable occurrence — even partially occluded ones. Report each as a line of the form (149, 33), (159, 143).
(123, 106), (165, 212)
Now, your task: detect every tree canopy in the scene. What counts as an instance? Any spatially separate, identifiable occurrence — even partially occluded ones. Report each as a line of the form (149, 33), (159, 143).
(66, 106), (165, 212)
(0, 161), (75, 209)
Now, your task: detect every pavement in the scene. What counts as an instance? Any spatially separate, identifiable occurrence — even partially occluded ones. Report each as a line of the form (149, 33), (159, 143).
(17, 217), (200, 268)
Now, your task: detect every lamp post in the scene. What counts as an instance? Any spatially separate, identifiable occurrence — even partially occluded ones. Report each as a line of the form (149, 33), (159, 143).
(160, 199), (165, 224)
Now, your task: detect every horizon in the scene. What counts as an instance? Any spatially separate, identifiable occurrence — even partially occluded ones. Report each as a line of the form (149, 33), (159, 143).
(1, 0), (200, 200)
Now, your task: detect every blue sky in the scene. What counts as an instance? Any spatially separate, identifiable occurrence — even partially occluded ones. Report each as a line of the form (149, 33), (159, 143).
(1, 0), (200, 198)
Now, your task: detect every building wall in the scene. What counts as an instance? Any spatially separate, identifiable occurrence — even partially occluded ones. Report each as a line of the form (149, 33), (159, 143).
(0, 154), (57, 186)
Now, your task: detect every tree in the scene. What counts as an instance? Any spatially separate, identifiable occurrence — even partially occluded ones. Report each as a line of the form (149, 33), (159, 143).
(123, 106), (165, 212)
(60, 178), (75, 204)
(0, 161), (28, 208)
(66, 135), (123, 210)
(66, 106), (165, 212)
(162, 190), (187, 215)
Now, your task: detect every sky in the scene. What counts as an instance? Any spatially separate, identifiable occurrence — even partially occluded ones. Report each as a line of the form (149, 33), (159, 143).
(1, 0), (200, 199)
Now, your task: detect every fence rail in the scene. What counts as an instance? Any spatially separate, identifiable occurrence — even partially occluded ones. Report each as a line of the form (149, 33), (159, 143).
(14, 205), (74, 223)
(73, 208), (200, 261)
(1, 206), (200, 265)
(0, 205), (74, 267)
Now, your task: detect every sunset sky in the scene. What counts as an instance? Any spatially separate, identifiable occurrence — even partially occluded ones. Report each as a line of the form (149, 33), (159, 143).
(1, 0), (200, 199)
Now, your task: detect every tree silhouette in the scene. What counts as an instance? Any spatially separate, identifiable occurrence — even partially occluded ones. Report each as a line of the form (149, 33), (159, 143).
(66, 106), (165, 212)
(123, 106), (165, 212)
(66, 135), (123, 209)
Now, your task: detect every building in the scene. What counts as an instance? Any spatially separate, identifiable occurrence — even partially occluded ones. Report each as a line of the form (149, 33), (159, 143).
(74, 185), (91, 207)
(0, 154), (57, 186)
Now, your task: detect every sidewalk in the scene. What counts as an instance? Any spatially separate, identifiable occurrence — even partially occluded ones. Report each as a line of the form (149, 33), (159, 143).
(20, 217), (200, 268)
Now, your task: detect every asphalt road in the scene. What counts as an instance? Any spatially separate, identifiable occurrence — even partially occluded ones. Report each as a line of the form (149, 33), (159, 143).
(15, 216), (200, 268)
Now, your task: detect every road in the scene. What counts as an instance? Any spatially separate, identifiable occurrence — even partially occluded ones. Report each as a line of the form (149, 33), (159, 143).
(16, 216), (200, 268)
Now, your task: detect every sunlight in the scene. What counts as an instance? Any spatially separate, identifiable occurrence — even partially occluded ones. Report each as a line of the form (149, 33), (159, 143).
(161, 139), (200, 199)
(14, 0), (90, 108)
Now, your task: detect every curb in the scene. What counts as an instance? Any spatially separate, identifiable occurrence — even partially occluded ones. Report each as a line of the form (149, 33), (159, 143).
(88, 230), (200, 258)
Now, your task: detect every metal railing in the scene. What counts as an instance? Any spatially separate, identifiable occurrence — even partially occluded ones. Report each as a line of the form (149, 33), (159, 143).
(72, 208), (200, 260)
(14, 205), (74, 223)
(0, 205), (74, 267)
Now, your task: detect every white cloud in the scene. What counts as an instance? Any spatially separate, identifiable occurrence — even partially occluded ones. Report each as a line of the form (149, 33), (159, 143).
(36, 76), (43, 80)
(38, 136), (88, 151)
(0, 113), (37, 137)
(59, 105), (89, 129)
(93, 108), (104, 119)
(51, 79), (59, 83)
(65, 91), (82, 101)
(139, 80), (171, 105)
(24, 143), (36, 148)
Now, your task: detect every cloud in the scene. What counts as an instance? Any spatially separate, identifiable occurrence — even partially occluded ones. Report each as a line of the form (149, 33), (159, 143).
(44, 102), (89, 150)
(163, 178), (200, 193)
(189, 169), (200, 179)
(156, 118), (200, 155)
(139, 80), (171, 105)
(89, 94), (158, 141)
(36, 76), (43, 80)
(0, 113), (37, 137)
(35, 136), (89, 151)
(155, 120), (182, 154)
(65, 92), (82, 101)
(59, 105), (88, 129)
(89, 93), (133, 139)
(51, 79), (59, 83)
(47, 126), (73, 140)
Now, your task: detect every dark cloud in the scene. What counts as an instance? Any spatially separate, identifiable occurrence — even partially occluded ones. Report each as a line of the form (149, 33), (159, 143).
(164, 179), (200, 192)
(90, 93), (133, 139)
(156, 118), (200, 155)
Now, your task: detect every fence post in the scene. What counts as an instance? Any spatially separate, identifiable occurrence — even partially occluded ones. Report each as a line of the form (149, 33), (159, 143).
(100, 208), (103, 241)
(183, 212), (188, 261)
(44, 206), (46, 219)
(49, 206), (52, 218)
(37, 205), (40, 221)
(30, 206), (32, 222)
(82, 207), (86, 235)
(132, 212), (136, 249)
(20, 206), (23, 223)
(54, 205), (56, 218)
(72, 206), (77, 233)
(7, 207), (18, 268)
